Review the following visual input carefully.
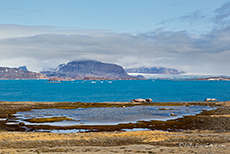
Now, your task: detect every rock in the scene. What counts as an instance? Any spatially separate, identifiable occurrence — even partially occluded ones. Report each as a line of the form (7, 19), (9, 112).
(48, 77), (61, 81)
(145, 98), (153, 102)
(131, 98), (153, 103)
(131, 99), (146, 103)
(205, 98), (218, 102)
(195, 77), (230, 81)
(18, 122), (25, 126)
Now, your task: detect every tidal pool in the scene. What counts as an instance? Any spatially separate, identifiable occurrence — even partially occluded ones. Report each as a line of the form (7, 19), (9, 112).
(13, 105), (215, 126)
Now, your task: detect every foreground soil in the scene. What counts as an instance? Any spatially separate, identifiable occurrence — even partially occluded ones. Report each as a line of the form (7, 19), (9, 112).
(0, 101), (230, 153)
(0, 130), (229, 154)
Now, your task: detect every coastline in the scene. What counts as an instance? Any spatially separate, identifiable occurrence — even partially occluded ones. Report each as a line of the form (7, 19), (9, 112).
(0, 101), (229, 153)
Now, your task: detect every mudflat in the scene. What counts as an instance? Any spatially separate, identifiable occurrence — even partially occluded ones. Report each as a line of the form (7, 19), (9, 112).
(0, 101), (230, 154)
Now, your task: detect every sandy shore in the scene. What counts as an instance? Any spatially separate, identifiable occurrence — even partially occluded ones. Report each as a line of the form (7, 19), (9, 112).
(0, 101), (230, 153)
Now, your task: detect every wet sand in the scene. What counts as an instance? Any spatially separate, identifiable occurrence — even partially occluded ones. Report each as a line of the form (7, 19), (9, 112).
(0, 101), (230, 153)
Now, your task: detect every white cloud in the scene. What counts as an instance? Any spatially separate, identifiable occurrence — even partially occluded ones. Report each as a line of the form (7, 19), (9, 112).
(0, 24), (230, 75)
(213, 2), (230, 27)
(156, 2), (230, 34)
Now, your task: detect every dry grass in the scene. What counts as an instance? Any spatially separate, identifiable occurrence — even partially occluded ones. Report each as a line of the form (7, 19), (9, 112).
(25, 116), (75, 123)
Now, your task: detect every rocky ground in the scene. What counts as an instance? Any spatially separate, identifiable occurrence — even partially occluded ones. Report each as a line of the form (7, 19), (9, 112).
(0, 101), (229, 154)
(0, 130), (229, 154)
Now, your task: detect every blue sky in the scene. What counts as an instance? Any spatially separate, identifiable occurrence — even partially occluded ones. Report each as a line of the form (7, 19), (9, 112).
(0, 0), (227, 33)
(0, 0), (230, 75)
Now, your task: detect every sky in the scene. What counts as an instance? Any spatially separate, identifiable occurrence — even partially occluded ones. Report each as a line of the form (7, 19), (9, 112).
(0, 0), (230, 75)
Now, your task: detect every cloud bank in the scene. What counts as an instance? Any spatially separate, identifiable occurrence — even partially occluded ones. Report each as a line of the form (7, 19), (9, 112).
(0, 3), (230, 75)
(0, 24), (230, 75)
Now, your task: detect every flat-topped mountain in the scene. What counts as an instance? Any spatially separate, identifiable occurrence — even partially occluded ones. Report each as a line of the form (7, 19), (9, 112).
(41, 60), (132, 79)
(0, 67), (47, 79)
(125, 66), (185, 75)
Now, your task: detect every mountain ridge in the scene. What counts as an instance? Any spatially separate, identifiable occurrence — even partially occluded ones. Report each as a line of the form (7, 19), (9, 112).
(0, 60), (185, 79)
(125, 66), (185, 75)
(0, 67), (47, 79)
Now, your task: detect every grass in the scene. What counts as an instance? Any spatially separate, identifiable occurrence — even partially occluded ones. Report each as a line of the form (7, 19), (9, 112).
(25, 116), (75, 123)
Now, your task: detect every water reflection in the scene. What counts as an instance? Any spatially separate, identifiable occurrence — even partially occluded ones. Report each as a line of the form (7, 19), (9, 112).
(14, 105), (215, 126)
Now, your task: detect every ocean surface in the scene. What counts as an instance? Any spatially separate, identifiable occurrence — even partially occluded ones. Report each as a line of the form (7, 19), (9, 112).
(0, 79), (230, 102)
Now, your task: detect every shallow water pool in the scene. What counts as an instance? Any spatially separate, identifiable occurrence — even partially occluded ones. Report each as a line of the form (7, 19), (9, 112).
(14, 105), (215, 126)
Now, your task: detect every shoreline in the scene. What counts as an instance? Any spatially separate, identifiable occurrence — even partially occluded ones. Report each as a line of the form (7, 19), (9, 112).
(0, 101), (230, 153)
(0, 101), (229, 131)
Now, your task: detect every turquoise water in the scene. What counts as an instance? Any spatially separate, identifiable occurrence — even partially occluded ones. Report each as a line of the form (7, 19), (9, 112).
(0, 79), (230, 102)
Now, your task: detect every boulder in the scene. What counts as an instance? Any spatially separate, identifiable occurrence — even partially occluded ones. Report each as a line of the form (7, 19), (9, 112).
(131, 98), (146, 103)
(205, 98), (218, 102)
(145, 98), (153, 102)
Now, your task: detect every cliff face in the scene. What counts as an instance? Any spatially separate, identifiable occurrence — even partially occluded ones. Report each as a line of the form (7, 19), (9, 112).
(0, 67), (47, 79)
(125, 67), (185, 75)
(41, 60), (132, 79)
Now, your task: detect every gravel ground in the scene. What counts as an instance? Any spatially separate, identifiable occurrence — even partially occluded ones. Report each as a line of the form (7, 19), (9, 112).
(0, 101), (230, 154)
(0, 130), (229, 154)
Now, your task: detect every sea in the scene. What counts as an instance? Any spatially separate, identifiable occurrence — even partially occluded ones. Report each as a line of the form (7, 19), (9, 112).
(0, 79), (230, 102)
(2, 79), (228, 131)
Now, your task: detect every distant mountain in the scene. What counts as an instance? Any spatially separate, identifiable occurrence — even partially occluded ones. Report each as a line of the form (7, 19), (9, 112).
(0, 67), (47, 79)
(42, 67), (55, 71)
(18, 66), (29, 71)
(41, 60), (133, 79)
(125, 66), (185, 75)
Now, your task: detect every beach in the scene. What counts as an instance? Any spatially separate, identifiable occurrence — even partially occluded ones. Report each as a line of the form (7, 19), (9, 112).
(0, 101), (230, 153)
